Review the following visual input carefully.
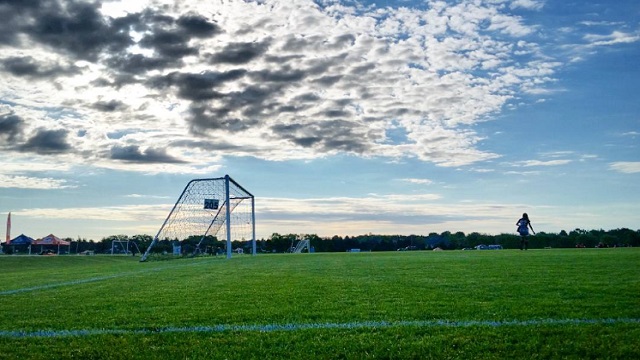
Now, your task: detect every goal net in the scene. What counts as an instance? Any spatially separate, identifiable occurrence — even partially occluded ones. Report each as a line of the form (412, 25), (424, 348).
(140, 175), (255, 261)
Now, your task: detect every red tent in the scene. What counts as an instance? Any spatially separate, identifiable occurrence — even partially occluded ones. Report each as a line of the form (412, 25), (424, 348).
(33, 234), (70, 254)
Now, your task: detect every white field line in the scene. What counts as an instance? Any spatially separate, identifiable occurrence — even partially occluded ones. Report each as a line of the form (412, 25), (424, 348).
(0, 318), (638, 338)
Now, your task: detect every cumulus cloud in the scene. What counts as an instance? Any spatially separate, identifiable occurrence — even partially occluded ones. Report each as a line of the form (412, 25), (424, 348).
(19, 129), (72, 155)
(0, 0), (580, 174)
(0, 113), (25, 143)
(110, 145), (186, 164)
(510, 0), (545, 11)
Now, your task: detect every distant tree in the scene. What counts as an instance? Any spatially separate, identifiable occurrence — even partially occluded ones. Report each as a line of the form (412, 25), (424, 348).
(87, 227), (640, 254)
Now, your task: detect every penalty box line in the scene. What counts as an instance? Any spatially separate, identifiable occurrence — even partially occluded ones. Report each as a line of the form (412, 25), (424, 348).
(1, 318), (639, 339)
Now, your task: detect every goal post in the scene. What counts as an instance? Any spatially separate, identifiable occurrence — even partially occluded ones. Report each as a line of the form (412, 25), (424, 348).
(140, 175), (255, 262)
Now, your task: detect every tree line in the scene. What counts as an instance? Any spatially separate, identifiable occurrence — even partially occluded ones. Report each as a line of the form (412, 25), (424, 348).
(4, 228), (637, 255)
(260, 228), (639, 253)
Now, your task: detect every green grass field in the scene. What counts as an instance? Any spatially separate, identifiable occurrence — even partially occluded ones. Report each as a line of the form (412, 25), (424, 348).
(1, 249), (639, 359)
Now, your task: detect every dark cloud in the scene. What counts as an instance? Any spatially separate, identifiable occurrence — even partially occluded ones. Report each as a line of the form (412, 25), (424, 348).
(92, 100), (127, 112)
(177, 13), (221, 37)
(278, 105), (297, 113)
(0, 113), (25, 143)
(188, 104), (259, 133)
(170, 139), (256, 152)
(264, 54), (305, 63)
(323, 109), (352, 118)
(179, 82), (288, 126)
(104, 12), (219, 74)
(110, 11), (145, 32)
(311, 75), (343, 86)
(0, 56), (80, 78)
(0, 0), (41, 9)
(208, 41), (270, 64)
(270, 120), (373, 153)
(0, 0), (41, 45)
(110, 145), (186, 164)
(25, 1), (133, 61)
(19, 128), (71, 155)
(350, 63), (376, 75)
(105, 54), (182, 74)
(249, 67), (306, 83)
(222, 84), (284, 117)
(122, 13), (220, 67)
(90, 74), (138, 89)
(148, 70), (247, 101)
(1, 2), (221, 76)
(294, 93), (321, 103)
(139, 29), (197, 58)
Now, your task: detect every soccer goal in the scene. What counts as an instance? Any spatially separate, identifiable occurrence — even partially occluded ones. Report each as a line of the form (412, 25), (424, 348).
(140, 175), (255, 262)
(293, 239), (311, 253)
(110, 239), (141, 256)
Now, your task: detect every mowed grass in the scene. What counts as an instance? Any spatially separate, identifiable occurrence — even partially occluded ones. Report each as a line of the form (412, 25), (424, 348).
(0, 249), (639, 359)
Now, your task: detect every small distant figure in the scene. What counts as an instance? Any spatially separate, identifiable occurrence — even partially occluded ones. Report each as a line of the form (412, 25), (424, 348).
(516, 213), (535, 250)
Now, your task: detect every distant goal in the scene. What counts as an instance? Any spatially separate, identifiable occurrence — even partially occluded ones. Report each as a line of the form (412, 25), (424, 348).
(140, 175), (255, 261)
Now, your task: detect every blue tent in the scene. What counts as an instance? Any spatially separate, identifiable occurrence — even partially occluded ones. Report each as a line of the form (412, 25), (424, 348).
(8, 234), (34, 245)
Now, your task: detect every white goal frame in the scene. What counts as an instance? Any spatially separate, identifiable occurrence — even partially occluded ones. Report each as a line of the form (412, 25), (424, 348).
(140, 175), (255, 261)
(110, 239), (141, 256)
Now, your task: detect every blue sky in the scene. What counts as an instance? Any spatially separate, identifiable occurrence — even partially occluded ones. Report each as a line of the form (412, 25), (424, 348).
(1, 0), (638, 241)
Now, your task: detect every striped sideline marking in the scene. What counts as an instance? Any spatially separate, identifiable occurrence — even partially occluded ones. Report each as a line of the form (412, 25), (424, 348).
(1, 318), (638, 339)
(0, 259), (218, 296)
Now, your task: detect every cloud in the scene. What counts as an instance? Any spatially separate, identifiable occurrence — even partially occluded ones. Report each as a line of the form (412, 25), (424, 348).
(609, 162), (640, 174)
(92, 100), (127, 112)
(19, 129), (72, 155)
(510, 0), (545, 11)
(125, 194), (171, 199)
(176, 13), (222, 37)
(514, 159), (572, 167)
(208, 41), (270, 64)
(579, 21), (625, 27)
(0, 174), (75, 189)
(16, 204), (168, 222)
(110, 145), (186, 164)
(504, 170), (541, 176)
(620, 131), (639, 137)
(584, 31), (640, 47)
(22, 1), (134, 61)
(0, 56), (80, 79)
(400, 178), (434, 185)
(0, 0), (574, 174)
(12, 193), (521, 238)
(0, 113), (25, 143)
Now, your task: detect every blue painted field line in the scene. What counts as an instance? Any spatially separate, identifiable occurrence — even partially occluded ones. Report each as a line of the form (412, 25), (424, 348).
(0, 259), (216, 296)
(1, 318), (638, 339)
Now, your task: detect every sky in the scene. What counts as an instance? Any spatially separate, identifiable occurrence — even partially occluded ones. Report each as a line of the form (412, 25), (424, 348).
(0, 0), (639, 242)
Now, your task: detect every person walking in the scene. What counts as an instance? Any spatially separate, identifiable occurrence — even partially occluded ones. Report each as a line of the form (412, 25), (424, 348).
(516, 213), (535, 250)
